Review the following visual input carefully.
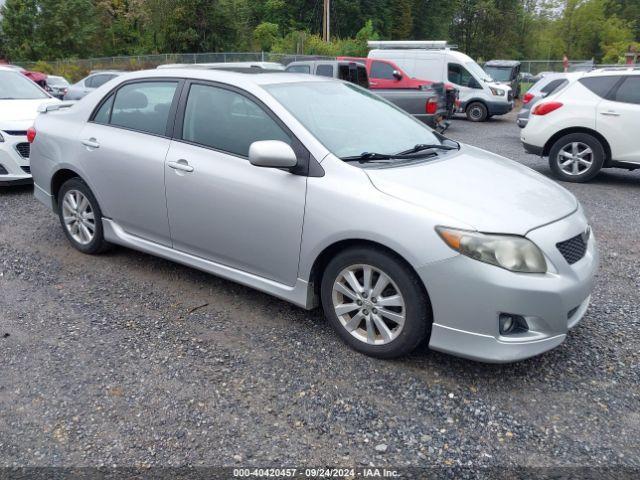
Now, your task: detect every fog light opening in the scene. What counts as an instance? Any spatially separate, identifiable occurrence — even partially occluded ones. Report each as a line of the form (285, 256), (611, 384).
(499, 313), (529, 335)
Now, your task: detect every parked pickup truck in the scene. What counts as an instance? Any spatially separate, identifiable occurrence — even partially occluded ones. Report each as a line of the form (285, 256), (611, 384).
(284, 60), (450, 131)
(338, 56), (459, 118)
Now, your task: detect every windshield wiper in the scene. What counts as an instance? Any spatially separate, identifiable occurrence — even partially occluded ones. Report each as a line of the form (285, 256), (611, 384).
(341, 152), (404, 163)
(397, 143), (458, 155)
(342, 143), (460, 164)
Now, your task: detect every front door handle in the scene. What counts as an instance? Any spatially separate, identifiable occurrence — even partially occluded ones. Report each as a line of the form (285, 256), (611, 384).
(600, 111), (620, 116)
(168, 160), (194, 173)
(81, 138), (100, 149)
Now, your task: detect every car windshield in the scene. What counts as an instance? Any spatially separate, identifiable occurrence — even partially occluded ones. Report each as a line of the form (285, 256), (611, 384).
(47, 76), (68, 86)
(264, 81), (442, 159)
(484, 67), (513, 82)
(466, 61), (492, 82)
(0, 71), (49, 99)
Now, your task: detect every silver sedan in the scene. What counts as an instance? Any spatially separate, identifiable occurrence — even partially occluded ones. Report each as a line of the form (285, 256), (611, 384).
(29, 69), (598, 362)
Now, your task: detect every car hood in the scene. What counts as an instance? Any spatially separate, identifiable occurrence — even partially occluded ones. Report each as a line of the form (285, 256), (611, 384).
(0, 98), (59, 127)
(488, 81), (512, 91)
(364, 145), (578, 235)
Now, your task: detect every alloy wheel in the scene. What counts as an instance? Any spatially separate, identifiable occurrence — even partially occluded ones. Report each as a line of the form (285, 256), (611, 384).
(557, 142), (593, 176)
(62, 189), (96, 245)
(331, 264), (406, 345)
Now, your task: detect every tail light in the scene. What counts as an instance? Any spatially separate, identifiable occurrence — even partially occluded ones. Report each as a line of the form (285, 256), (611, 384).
(426, 98), (438, 115)
(522, 92), (534, 104)
(27, 127), (36, 143)
(532, 101), (563, 116)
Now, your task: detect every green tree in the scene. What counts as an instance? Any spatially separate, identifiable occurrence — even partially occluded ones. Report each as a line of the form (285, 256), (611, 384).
(390, 0), (413, 39)
(253, 22), (280, 51)
(0, 0), (39, 60)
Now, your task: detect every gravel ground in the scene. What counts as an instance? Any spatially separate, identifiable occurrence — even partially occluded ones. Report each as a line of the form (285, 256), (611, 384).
(0, 109), (639, 470)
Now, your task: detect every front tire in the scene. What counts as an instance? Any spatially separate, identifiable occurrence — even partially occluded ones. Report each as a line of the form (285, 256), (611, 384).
(58, 178), (111, 254)
(466, 102), (488, 122)
(320, 247), (431, 359)
(548, 133), (605, 183)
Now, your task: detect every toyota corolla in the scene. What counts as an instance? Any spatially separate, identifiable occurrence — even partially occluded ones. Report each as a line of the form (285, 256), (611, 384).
(29, 69), (598, 362)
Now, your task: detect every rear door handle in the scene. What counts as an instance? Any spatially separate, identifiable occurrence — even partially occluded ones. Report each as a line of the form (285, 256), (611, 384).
(81, 138), (100, 149)
(600, 111), (620, 116)
(167, 160), (194, 173)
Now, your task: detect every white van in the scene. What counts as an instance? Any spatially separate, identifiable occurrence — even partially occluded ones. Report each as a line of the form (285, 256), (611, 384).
(368, 41), (514, 122)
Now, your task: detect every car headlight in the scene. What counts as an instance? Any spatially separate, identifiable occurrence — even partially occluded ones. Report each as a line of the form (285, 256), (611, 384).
(490, 87), (505, 96)
(436, 227), (547, 273)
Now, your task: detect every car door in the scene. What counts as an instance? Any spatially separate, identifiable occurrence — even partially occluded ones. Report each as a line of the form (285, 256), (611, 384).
(447, 63), (482, 105)
(77, 79), (181, 246)
(596, 75), (640, 163)
(369, 60), (399, 89)
(164, 82), (307, 286)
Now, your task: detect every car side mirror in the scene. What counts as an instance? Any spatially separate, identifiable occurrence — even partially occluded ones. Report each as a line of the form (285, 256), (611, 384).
(249, 140), (298, 169)
(392, 70), (402, 80)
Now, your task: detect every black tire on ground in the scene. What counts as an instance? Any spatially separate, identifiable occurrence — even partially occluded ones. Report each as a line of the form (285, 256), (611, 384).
(57, 177), (112, 254)
(548, 132), (605, 183)
(466, 101), (488, 122)
(320, 246), (432, 359)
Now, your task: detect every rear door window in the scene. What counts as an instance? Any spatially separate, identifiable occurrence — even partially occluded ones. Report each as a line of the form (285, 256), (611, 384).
(93, 94), (114, 124)
(109, 81), (178, 136)
(286, 64), (310, 74)
(88, 74), (116, 89)
(613, 76), (640, 105)
(181, 84), (290, 157)
(316, 64), (334, 77)
(579, 76), (620, 98)
(541, 79), (568, 95)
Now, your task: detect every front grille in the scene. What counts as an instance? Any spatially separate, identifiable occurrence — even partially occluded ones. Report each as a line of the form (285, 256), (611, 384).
(15, 143), (30, 159)
(557, 234), (587, 265)
(21, 166), (31, 174)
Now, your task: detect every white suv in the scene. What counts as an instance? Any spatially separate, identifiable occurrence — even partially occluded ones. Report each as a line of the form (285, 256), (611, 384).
(521, 69), (640, 182)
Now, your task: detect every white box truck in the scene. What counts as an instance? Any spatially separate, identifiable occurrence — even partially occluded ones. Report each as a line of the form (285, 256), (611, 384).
(368, 41), (514, 122)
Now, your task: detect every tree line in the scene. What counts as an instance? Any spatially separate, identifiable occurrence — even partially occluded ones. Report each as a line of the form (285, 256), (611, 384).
(0, 0), (638, 64)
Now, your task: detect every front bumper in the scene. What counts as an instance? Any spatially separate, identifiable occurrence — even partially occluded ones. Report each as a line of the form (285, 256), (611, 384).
(487, 99), (514, 116)
(0, 133), (32, 186)
(419, 210), (598, 363)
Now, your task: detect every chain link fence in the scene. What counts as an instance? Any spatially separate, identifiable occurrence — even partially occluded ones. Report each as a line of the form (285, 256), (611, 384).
(20, 52), (325, 78)
(20, 52), (636, 84)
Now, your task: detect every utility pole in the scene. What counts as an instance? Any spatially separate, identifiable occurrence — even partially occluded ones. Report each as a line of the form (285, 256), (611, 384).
(323, 0), (330, 42)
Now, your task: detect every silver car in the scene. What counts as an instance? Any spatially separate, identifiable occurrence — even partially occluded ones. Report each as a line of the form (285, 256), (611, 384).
(63, 71), (123, 101)
(30, 69), (598, 363)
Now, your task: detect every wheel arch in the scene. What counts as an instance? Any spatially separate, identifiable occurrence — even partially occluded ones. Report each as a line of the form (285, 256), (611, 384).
(543, 127), (612, 164)
(464, 98), (488, 112)
(307, 238), (432, 308)
(50, 168), (83, 212)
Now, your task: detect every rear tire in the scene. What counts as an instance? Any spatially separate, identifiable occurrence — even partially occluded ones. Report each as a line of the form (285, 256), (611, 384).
(320, 247), (431, 359)
(466, 102), (488, 122)
(58, 178), (111, 254)
(548, 133), (605, 183)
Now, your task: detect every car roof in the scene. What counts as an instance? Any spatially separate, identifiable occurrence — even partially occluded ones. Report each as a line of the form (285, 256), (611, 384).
(88, 70), (123, 75)
(157, 61), (285, 71)
(485, 60), (521, 67)
(115, 68), (333, 87)
(584, 67), (639, 77)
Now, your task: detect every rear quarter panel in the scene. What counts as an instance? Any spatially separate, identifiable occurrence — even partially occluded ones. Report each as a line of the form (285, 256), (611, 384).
(31, 110), (87, 199)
